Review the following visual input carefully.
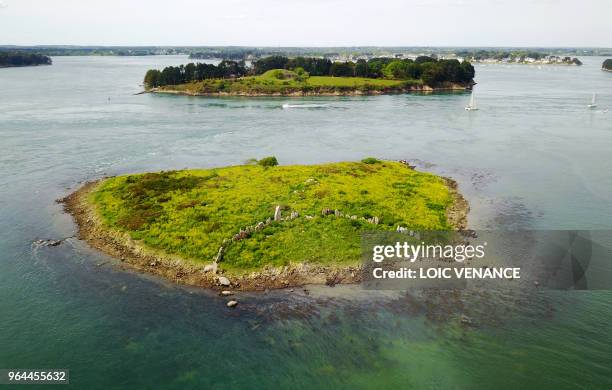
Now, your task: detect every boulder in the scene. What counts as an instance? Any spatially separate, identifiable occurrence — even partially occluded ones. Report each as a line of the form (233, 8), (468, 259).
(460, 314), (473, 325)
(218, 276), (231, 286)
(227, 300), (238, 308)
(221, 290), (233, 296)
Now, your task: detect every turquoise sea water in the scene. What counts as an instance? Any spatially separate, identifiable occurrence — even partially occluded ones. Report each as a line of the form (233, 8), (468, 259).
(1, 56), (611, 389)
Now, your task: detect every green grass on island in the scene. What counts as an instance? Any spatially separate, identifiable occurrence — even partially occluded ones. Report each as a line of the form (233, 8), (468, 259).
(157, 69), (421, 95)
(90, 159), (458, 273)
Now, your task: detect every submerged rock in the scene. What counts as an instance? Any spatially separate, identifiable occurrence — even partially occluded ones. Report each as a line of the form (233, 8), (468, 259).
(33, 239), (62, 247)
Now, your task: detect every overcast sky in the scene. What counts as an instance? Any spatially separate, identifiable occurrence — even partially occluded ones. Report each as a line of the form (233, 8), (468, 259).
(0, 0), (610, 47)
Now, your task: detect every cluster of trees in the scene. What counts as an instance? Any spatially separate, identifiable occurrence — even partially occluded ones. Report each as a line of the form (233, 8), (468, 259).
(144, 60), (247, 88)
(0, 52), (52, 67)
(253, 55), (334, 76)
(144, 56), (474, 88)
(251, 55), (474, 85)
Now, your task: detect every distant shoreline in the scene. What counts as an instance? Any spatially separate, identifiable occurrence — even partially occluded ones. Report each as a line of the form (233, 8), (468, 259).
(0, 63), (52, 69)
(471, 60), (581, 66)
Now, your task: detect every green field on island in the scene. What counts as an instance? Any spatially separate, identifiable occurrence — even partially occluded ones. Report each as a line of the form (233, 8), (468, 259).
(156, 69), (417, 95)
(89, 159), (460, 272)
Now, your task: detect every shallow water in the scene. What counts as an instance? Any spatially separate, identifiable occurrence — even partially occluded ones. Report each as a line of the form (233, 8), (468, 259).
(1, 55), (611, 388)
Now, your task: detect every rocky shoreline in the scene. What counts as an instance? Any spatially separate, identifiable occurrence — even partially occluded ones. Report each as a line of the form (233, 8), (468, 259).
(60, 167), (469, 292)
(149, 83), (472, 97)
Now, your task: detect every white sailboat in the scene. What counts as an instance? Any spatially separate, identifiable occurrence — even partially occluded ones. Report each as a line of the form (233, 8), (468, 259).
(587, 93), (597, 109)
(465, 91), (478, 111)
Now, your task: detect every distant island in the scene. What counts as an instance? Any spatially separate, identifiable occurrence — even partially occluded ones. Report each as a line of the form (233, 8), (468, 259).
(603, 59), (612, 72)
(456, 50), (582, 66)
(63, 158), (468, 290)
(0, 52), (52, 68)
(144, 56), (475, 96)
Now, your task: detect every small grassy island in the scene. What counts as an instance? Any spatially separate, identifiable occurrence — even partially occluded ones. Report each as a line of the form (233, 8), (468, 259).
(144, 55), (475, 96)
(0, 51), (52, 68)
(603, 59), (612, 72)
(64, 159), (468, 290)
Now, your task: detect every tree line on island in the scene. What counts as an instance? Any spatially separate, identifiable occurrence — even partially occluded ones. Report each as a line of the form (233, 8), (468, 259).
(144, 55), (475, 89)
(0, 52), (52, 68)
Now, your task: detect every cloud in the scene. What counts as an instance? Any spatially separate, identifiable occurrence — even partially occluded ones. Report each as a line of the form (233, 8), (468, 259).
(0, 1), (7, 9)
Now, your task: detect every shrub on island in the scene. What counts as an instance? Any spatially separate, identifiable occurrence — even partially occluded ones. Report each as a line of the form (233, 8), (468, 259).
(257, 156), (279, 167)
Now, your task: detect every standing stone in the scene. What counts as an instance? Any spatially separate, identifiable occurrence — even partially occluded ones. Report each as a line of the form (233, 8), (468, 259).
(214, 246), (224, 262)
(274, 205), (282, 221)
